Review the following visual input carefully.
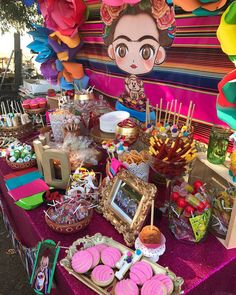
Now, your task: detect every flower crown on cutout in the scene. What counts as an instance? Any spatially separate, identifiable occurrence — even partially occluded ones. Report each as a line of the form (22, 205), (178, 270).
(100, 0), (176, 42)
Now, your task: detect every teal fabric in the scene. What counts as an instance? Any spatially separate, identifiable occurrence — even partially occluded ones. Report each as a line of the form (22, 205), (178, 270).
(5, 171), (43, 190)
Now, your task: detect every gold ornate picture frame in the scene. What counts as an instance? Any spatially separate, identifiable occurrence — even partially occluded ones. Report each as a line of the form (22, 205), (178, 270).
(100, 169), (157, 246)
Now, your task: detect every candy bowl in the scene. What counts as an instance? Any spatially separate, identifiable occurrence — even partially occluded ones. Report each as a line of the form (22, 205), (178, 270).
(149, 156), (195, 180)
(45, 199), (93, 234)
(115, 118), (139, 145)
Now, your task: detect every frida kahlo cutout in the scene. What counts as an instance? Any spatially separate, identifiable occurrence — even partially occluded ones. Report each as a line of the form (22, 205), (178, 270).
(100, 0), (176, 115)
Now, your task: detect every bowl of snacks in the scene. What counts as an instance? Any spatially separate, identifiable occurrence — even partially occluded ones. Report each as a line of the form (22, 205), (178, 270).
(5, 143), (36, 170)
(45, 199), (93, 234)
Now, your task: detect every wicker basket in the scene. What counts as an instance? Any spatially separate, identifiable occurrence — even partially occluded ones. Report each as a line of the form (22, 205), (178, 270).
(45, 207), (93, 234)
(5, 157), (36, 170)
(0, 121), (33, 139)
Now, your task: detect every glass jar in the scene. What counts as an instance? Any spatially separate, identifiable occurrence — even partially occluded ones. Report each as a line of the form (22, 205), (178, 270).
(207, 125), (231, 164)
(168, 178), (212, 243)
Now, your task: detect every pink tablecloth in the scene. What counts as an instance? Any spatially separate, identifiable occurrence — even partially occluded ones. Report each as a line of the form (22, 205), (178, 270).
(1, 158), (236, 295)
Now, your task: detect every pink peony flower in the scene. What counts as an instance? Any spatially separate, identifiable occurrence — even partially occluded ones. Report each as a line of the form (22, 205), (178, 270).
(100, 3), (127, 26)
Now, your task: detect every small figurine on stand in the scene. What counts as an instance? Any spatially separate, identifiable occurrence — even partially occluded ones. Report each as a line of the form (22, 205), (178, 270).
(229, 132), (236, 182)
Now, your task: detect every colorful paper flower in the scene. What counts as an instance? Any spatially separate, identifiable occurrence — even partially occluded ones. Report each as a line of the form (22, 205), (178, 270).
(40, 59), (58, 85)
(38, 0), (87, 36)
(102, 0), (140, 6)
(151, 0), (175, 30)
(48, 32), (83, 61)
(173, 0), (227, 16)
(100, 3), (127, 26)
(27, 25), (56, 63)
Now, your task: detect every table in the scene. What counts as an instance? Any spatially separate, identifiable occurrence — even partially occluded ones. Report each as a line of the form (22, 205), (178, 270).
(1, 158), (236, 295)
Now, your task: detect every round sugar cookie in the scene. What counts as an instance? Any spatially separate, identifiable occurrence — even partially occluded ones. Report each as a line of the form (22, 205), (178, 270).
(91, 265), (114, 287)
(71, 250), (93, 273)
(94, 243), (108, 253)
(129, 261), (153, 285)
(86, 247), (100, 268)
(141, 279), (167, 295)
(114, 279), (139, 295)
(152, 274), (174, 295)
(101, 246), (121, 268)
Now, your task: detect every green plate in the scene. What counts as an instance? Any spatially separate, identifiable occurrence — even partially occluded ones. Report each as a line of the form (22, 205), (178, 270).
(15, 191), (44, 210)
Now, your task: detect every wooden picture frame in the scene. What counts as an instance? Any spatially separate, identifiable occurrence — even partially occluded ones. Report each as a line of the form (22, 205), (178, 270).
(100, 169), (157, 246)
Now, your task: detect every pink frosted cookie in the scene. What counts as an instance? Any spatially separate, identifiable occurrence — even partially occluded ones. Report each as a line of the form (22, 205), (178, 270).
(141, 279), (167, 295)
(101, 246), (121, 268)
(91, 265), (114, 287)
(71, 250), (93, 273)
(129, 261), (153, 285)
(95, 243), (108, 253)
(114, 279), (139, 295)
(86, 247), (100, 268)
(152, 274), (174, 295)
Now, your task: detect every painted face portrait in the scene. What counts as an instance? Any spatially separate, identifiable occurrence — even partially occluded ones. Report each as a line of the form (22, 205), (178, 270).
(101, 0), (176, 75)
(108, 13), (166, 75)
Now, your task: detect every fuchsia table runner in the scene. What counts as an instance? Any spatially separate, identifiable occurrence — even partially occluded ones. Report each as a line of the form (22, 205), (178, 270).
(1, 158), (236, 295)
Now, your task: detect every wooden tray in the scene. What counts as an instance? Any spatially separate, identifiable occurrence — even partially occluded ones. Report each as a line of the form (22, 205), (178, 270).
(60, 233), (184, 295)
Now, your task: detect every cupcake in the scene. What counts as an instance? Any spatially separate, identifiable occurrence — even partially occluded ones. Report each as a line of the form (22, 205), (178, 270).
(30, 100), (39, 109)
(22, 99), (31, 109)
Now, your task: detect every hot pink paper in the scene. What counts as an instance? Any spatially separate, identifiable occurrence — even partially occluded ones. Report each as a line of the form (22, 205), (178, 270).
(8, 179), (49, 201)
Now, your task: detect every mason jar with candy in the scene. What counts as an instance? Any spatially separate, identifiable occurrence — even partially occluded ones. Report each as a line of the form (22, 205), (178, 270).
(169, 179), (212, 243)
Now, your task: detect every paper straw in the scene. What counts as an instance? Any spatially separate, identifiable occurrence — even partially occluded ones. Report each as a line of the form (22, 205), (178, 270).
(155, 104), (158, 126)
(189, 103), (195, 130)
(173, 99), (177, 125)
(164, 101), (170, 125)
(167, 99), (174, 124)
(176, 102), (182, 125)
(159, 98), (162, 123)
(186, 101), (193, 128)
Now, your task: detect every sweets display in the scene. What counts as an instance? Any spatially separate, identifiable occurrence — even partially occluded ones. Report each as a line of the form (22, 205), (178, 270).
(22, 97), (47, 110)
(210, 186), (236, 239)
(141, 99), (195, 144)
(149, 136), (197, 178)
(0, 100), (31, 128)
(116, 118), (139, 145)
(6, 143), (36, 163)
(61, 234), (183, 294)
(169, 179), (212, 243)
(63, 114), (81, 137)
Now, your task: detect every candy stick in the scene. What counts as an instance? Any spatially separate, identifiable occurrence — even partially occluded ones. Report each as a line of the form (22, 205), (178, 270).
(189, 103), (195, 130)
(145, 101), (148, 128)
(150, 199), (155, 230)
(167, 99), (174, 124)
(159, 98), (162, 123)
(186, 101), (193, 129)
(176, 102), (182, 126)
(163, 101), (170, 126)
(2, 102), (12, 127)
(147, 99), (150, 125)
(155, 103), (158, 126)
(173, 99), (177, 125)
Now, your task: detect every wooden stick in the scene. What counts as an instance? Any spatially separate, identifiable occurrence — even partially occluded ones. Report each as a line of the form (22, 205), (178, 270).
(164, 101), (170, 126)
(173, 99), (177, 125)
(186, 101), (193, 128)
(176, 102), (182, 125)
(147, 99), (150, 124)
(159, 98), (162, 123)
(155, 103), (158, 126)
(167, 99), (174, 124)
(145, 101), (148, 128)
(189, 103), (195, 130)
(150, 199), (155, 230)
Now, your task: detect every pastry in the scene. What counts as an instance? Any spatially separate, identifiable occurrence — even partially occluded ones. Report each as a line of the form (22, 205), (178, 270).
(71, 250), (93, 273)
(141, 278), (167, 295)
(101, 247), (121, 268)
(114, 279), (139, 295)
(139, 225), (162, 248)
(91, 265), (114, 287)
(86, 247), (100, 268)
(152, 274), (174, 295)
(129, 261), (153, 285)
(95, 243), (108, 253)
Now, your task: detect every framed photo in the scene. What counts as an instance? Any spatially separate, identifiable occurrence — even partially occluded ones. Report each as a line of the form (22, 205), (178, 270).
(30, 239), (60, 294)
(100, 169), (157, 246)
